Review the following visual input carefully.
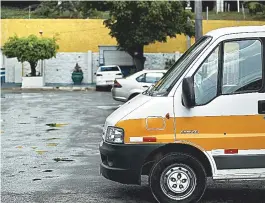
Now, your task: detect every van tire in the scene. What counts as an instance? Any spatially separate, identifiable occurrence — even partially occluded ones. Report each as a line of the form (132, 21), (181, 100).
(96, 86), (100, 91)
(149, 153), (206, 203)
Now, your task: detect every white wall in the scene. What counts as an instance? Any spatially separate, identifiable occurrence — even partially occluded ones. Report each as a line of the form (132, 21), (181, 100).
(92, 52), (99, 83)
(45, 52), (88, 84)
(145, 53), (178, 70)
(4, 51), (181, 84)
(3, 57), (41, 83)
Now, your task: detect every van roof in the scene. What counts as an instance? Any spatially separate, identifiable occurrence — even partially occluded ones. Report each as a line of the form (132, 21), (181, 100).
(206, 26), (265, 38)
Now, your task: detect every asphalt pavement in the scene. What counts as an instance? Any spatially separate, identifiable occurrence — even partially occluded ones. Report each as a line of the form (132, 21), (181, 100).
(1, 90), (265, 203)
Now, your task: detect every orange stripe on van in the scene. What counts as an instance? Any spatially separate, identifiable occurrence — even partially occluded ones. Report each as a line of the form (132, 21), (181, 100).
(116, 118), (175, 143)
(115, 115), (265, 150)
(175, 115), (265, 134)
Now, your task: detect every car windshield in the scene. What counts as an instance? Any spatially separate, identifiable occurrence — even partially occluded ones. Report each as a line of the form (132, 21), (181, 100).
(100, 66), (119, 71)
(149, 36), (212, 96)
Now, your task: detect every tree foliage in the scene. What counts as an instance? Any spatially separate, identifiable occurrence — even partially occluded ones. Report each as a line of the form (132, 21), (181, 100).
(2, 35), (59, 76)
(35, 1), (111, 19)
(104, 1), (194, 71)
(245, 2), (265, 15)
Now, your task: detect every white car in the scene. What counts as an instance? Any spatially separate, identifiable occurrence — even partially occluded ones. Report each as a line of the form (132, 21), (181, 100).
(112, 69), (167, 102)
(95, 65), (123, 90)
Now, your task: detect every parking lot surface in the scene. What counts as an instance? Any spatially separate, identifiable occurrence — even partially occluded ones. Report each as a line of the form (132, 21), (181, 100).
(1, 90), (265, 203)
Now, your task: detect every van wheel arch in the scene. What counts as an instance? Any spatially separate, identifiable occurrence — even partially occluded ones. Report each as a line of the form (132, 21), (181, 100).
(141, 143), (213, 178)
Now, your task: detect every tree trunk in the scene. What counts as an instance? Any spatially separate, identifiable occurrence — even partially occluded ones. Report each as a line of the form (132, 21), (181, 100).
(29, 61), (37, 76)
(132, 45), (146, 72)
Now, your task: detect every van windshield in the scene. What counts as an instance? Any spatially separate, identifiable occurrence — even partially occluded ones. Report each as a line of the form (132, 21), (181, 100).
(149, 36), (212, 96)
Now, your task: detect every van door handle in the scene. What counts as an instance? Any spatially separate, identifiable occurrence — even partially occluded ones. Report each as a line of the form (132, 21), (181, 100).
(258, 100), (265, 114)
(143, 85), (149, 88)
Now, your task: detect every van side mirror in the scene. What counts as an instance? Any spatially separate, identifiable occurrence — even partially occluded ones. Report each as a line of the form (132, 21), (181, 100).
(182, 77), (195, 108)
(94, 72), (96, 75)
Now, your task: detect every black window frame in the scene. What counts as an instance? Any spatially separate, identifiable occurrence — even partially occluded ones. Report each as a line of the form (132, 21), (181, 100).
(191, 37), (265, 107)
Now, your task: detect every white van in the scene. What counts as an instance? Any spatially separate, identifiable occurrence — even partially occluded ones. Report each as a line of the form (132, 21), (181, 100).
(99, 26), (265, 203)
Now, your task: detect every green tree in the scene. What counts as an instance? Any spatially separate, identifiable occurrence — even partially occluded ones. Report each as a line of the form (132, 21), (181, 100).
(245, 1), (265, 15)
(2, 35), (59, 76)
(35, 1), (111, 19)
(104, 1), (194, 71)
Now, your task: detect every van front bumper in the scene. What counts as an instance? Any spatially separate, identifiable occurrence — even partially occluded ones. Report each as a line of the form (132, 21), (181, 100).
(99, 141), (162, 185)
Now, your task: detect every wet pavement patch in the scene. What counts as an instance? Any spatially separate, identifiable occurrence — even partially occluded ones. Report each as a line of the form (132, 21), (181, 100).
(18, 171), (25, 173)
(43, 169), (53, 173)
(46, 137), (60, 141)
(53, 158), (74, 162)
(46, 123), (68, 127)
(35, 150), (48, 155)
(45, 176), (59, 179)
(46, 129), (59, 132)
(32, 178), (41, 181)
(46, 143), (58, 147)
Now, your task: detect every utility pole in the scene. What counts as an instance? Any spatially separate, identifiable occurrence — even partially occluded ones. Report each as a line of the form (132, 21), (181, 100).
(195, 0), (203, 41)
(185, 0), (192, 49)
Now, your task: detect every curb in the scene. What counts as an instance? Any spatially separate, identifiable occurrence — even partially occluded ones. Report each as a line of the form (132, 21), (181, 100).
(1, 86), (96, 91)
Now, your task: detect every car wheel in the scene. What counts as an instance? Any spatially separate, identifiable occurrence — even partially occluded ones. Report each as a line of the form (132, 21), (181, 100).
(149, 153), (206, 203)
(96, 86), (100, 91)
(128, 93), (139, 100)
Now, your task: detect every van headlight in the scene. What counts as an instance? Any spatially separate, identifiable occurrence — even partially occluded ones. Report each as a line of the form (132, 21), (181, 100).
(105, 127), (124, 144)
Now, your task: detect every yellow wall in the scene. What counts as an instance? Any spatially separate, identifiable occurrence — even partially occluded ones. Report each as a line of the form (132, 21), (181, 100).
(1, 19), (264, 53)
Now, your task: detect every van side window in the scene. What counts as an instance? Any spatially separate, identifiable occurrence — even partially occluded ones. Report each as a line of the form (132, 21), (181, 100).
(222, 40), (263, 94)
(194, 46), (219, 105)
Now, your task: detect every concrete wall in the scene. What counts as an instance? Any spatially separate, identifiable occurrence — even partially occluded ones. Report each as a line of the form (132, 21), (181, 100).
(145, 53), (178, 70)
(2, 19), (264, 54)
(45, 52), (89, 84)
(4, 51), (178, 84)
(4, 58), (41, 83)
(92, 52), (99, 83)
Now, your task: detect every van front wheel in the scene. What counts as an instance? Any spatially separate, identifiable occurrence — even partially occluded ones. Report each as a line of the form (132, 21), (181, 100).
(149, 153), (206, 203)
